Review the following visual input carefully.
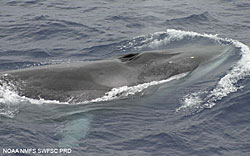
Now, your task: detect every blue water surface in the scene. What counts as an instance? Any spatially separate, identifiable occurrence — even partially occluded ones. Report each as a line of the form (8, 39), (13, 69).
(1, 0), (250, 156)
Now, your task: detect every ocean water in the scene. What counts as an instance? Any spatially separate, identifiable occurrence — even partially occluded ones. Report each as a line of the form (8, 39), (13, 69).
(1, 0), (250, 155)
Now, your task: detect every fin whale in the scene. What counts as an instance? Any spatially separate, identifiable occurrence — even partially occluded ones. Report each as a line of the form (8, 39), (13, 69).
(0, 44), (226, 103)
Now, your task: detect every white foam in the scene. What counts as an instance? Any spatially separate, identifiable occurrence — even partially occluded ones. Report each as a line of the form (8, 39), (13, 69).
(176, 91), (207, 112)
(202, 40), (250, 108)
(81, 72), (189, 104)
(134, 29), (225, 50)
(0, 109), (18, 118)
(0, 79), (21, 104)
(172, 30), (250, 111)
(0, 79), (22, 118)
(0, 78), (69, 106)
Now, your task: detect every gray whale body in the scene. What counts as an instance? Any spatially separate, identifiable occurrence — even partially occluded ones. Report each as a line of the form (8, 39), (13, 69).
(0, 44), (226, 103)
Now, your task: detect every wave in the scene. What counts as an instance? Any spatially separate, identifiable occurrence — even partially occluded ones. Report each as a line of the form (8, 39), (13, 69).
(1, 29), (250, 117)
(165, 12), (218, 25)
(0, 49), (51, 58)
(170, 30), (250, 112)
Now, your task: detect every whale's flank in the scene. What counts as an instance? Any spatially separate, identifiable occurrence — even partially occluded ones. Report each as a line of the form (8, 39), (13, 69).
(0, 46), (227, 103)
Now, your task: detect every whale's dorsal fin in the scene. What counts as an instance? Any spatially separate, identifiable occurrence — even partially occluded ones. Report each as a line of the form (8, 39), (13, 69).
(118, 53), (140, 62)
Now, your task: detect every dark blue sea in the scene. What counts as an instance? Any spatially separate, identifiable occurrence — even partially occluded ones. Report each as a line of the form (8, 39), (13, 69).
(1, 0), (250, 155)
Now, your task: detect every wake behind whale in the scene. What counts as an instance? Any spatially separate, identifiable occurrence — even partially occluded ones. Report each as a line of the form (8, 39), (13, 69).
(0, 42), (228, 103)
